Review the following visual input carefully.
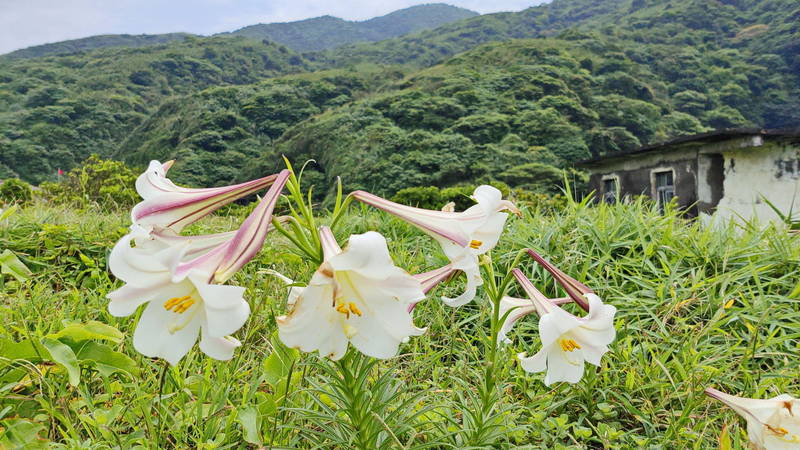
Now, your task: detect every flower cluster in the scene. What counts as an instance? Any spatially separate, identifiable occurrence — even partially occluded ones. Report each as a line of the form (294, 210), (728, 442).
(103, 160), (797, 446)
(107, 160), (618, 389)
(107, 161), (289, 364)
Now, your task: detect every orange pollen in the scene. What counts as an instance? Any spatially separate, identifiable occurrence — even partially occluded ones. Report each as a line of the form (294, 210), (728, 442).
(335, 303), (350, 319)
(164, 296), (195, 314)
(559, 339), (581, 352)
(348, 302), (362, 316)
(469, 239), (483, 249)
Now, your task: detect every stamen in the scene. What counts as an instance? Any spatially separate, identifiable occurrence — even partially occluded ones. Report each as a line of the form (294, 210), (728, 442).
(348, 302), (362, 316)
(559, 339), (581, 352)
(164, 296), (195, 314)
(469, 239), (483, 249)
(335, 303), (350, 319)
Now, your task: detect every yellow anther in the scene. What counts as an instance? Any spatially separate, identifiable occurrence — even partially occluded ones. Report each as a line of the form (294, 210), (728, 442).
(348, 302), (362, 316)
(164, 296), (195, 314)
(559, 339), (581, 352)
(335, 303), (350, 319)
(469, 239), (483, 249)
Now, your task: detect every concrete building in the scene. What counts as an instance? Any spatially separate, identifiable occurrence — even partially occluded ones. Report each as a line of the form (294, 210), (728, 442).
(578, 128), (800, 222)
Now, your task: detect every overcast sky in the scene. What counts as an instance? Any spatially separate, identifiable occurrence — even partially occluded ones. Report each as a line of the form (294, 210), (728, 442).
(0, 0), (541, 54)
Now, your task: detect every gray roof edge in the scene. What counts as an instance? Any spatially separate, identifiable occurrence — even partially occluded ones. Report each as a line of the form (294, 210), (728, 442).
(577, 127), (800, 167)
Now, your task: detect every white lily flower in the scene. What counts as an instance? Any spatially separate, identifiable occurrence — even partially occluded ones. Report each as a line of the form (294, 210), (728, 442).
(106, 170), (289, 364)
(132, 160), (281, 233)
(107, 235), (249, 365)
(512, 269), (616, 385)
(352, 185), (519, 307)
(277, 227), (425, 360)
(706, 388), (800, 449)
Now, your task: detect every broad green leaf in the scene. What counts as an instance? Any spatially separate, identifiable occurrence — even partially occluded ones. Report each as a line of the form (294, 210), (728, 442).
(72, 341), (138, 376)
(0, 249), (32, 282)
(263, 332), (299, 387)
(0, 337), (41, 361)
(49, 321), (124, 344)
(41, 337), (80, 386)
(0, 418), (49, 449)
(237, 405), (261, 445)
(255, 391), (277, 417)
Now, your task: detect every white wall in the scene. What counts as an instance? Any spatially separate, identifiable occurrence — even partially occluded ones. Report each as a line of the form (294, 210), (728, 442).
(714, 142), (800, 224)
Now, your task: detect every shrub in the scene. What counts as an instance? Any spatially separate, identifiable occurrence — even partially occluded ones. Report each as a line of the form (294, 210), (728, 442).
(0, 178), (33, 205)
(41, 155), (138, 209)
(392, 186), (443, 209)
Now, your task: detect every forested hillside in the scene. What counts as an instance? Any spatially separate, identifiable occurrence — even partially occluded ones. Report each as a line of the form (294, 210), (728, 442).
(2, 33), (193, 59)
(0, 37), (309, 182)
(226, 4), (478, 52)
(1, 0), (798, 200)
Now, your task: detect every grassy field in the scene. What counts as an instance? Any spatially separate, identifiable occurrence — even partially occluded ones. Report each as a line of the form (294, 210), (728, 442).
(1, 197), (799, 448)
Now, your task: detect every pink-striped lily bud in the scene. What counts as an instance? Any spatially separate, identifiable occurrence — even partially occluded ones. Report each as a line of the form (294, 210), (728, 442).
(526, 249), (594, 312)
(132, 160), (281, 233)
(352, 185), (518, 307)
(212, 169), (290, 283)
(414, 264), (458, 295)
(406, 264), (458, 312)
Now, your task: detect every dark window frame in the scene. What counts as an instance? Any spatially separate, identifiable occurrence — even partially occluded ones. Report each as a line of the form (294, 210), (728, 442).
(652, 169), (675, 212)
(601, 176), (619, 204)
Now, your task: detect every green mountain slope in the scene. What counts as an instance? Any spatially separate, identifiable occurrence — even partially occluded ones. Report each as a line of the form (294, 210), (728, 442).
(1, 0), (798, 196)
(117, 32), (796, 201)
(225, 4), (479, 52)
(0, 37), (309, 182)
(319, 0), (799, 72)
(255, 35), (798, 200)
(2, 33), (195, 59)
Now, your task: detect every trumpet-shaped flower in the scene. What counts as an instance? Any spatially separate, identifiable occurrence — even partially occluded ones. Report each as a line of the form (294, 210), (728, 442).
(705, 388), (800, 449)
(352, 185), (518, 307)
(107, 235), (249, 364)
(132, 160), (281, 233)
(277, 227), (425, 360)
(107, 170), (289, 364)
(512, 269), (616, 385)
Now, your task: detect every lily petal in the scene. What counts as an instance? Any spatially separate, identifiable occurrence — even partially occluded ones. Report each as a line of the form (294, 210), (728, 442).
(132, 160), (281, 233)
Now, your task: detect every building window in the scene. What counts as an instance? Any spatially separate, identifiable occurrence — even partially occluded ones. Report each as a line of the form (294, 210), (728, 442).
(602, 177), (619, 203)
(654, 170), (675, 212)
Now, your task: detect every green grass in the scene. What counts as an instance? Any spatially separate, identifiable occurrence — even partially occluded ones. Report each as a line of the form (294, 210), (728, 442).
(1, 198), (799, 448)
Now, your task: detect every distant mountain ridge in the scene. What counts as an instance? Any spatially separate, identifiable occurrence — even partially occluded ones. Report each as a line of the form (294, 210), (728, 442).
(3, 33), (195, 59)
(224, 4), (479, 52)
(1, 3), (478, 58)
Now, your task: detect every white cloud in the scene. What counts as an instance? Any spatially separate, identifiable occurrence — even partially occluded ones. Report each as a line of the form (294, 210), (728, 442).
(0, 0), (544, 54)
